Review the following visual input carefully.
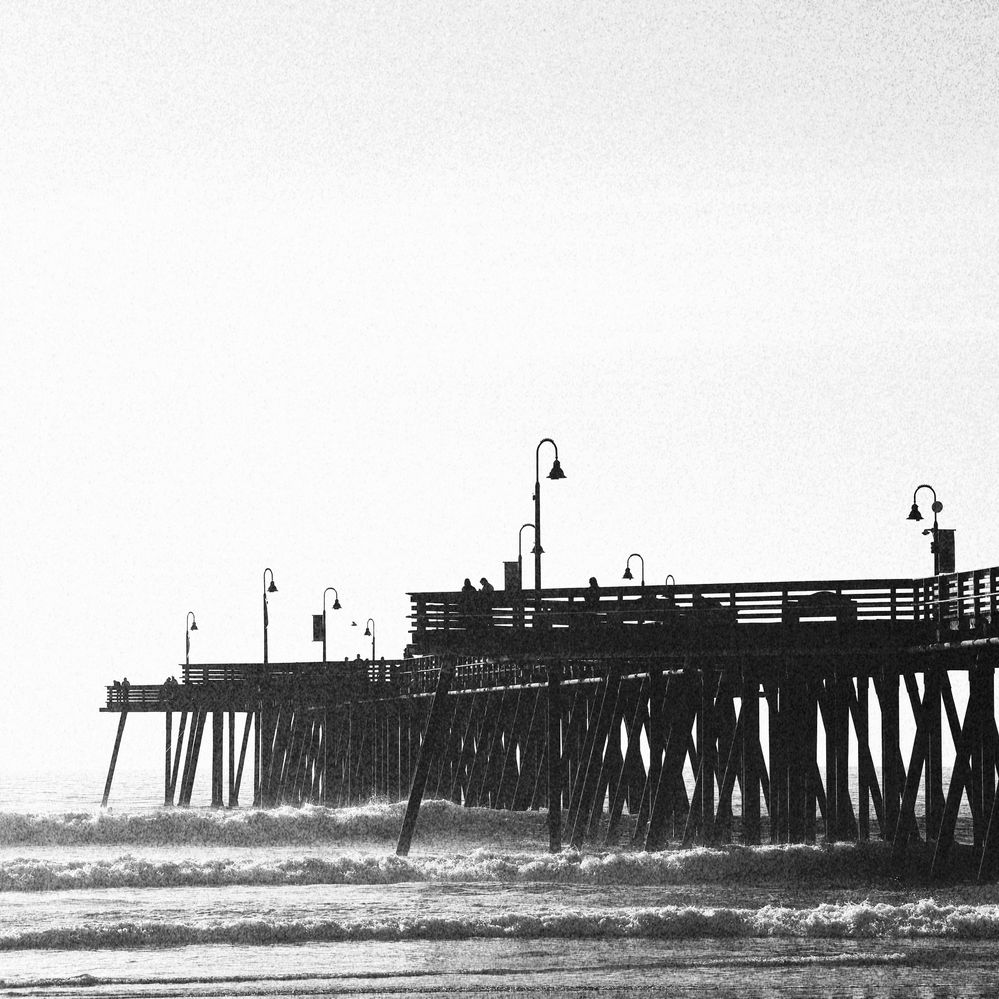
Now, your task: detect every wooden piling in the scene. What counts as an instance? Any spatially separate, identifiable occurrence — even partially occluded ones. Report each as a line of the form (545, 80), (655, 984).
(164, 711), (172, 807)
(228, 710), (236, 807)
(101, 711), (128, 808)
(741, 669), (761, 844)
(396, 657), (455, 856)
(167, 711), (188, 806)
(547, 661), (562, 853)
(233, 712), (252, 807)
(879, 669), (901, 839)
(856, 674), (870, 840)
(211, 710), (224, 808)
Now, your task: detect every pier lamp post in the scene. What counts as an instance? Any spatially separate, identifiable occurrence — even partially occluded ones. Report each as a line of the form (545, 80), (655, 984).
(622, 553), (645, 587)
(533, 438), (566, 592)
(262, 568), (277, 665)
(907, 485), (952, 575)
(321, 586), (341, 663)
(363, 618), (376, 660)
(519, 522), (540, 590)
(185, 611), (198, 668)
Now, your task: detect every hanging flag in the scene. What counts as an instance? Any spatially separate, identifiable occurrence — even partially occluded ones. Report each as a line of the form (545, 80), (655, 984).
(313, 615), (325, 642)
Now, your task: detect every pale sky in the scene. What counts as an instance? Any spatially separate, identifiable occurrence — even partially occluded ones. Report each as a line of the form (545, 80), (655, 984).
(1, 1), (997, 780)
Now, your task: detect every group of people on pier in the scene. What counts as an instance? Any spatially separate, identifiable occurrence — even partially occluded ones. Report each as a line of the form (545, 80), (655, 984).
(455, 573), (693, 635)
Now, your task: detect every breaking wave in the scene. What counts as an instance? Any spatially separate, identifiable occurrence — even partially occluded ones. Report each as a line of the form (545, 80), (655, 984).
(0, 842), (894, 892)
(3, 901), (999, 950)
(0, 799), (546, 847)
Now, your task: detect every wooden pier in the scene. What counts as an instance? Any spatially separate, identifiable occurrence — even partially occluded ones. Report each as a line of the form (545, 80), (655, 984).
(101, 565), (999, 875)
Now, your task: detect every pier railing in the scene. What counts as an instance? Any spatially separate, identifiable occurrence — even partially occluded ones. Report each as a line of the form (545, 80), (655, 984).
(408, 567), (999, 654)
(104, 656), (450, 710)
(930, 566), (999, 635)
(103, 567), (999, 711)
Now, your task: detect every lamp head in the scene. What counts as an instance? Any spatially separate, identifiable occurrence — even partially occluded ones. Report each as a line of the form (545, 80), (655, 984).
(907, 503), (923, 522)
(531, 543), (545, 555)
(190, 619), (198, 631)
(622, 565), (633, 581)
(547, 458), (566, 480)
(332, 597), (341, 610)
(363, 625), (371, 637)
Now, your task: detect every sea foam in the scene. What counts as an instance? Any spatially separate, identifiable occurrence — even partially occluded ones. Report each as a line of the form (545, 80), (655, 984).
(3, 901), (999, 950)
(0, 799), (546, 847)
(0, 841), (892, 892)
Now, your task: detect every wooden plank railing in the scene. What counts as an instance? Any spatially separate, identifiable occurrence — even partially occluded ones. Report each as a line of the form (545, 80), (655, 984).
(104, 658), (449, 709)
(408, 568), (999, 649)
(104, 568), (999, 711)
(104, 684), (175, 709)
(408, 576), (926, 642)
(929, 566), (999, 634)
(177, 659), (439, 688)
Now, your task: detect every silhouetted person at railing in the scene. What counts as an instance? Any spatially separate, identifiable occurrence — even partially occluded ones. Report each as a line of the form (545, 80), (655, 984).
(478, 578), (496, 634)
(479, 577), (495, 609)
(583, 577), (602, 623)
(459, 578), (477, 632)
(577, 577), (603, 651)
(121, 677), (130, 703)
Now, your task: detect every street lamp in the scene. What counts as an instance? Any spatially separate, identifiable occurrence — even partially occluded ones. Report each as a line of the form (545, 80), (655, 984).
(533, 438), (566, 591)
(907, 484), (951, 574)
(622, 553), (645, 586)
(321, 586), (341, 663)
(185, 611), (198, 668)
(262, 568), (277, 665)
(519, 522), (540, 590)
(363, 618), (376, 660)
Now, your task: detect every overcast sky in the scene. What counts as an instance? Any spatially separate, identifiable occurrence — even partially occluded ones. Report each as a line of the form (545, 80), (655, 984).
(1, 1), (997, 780)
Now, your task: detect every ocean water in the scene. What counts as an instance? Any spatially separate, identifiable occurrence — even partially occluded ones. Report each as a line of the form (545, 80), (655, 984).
(1, 769), (997, 998)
